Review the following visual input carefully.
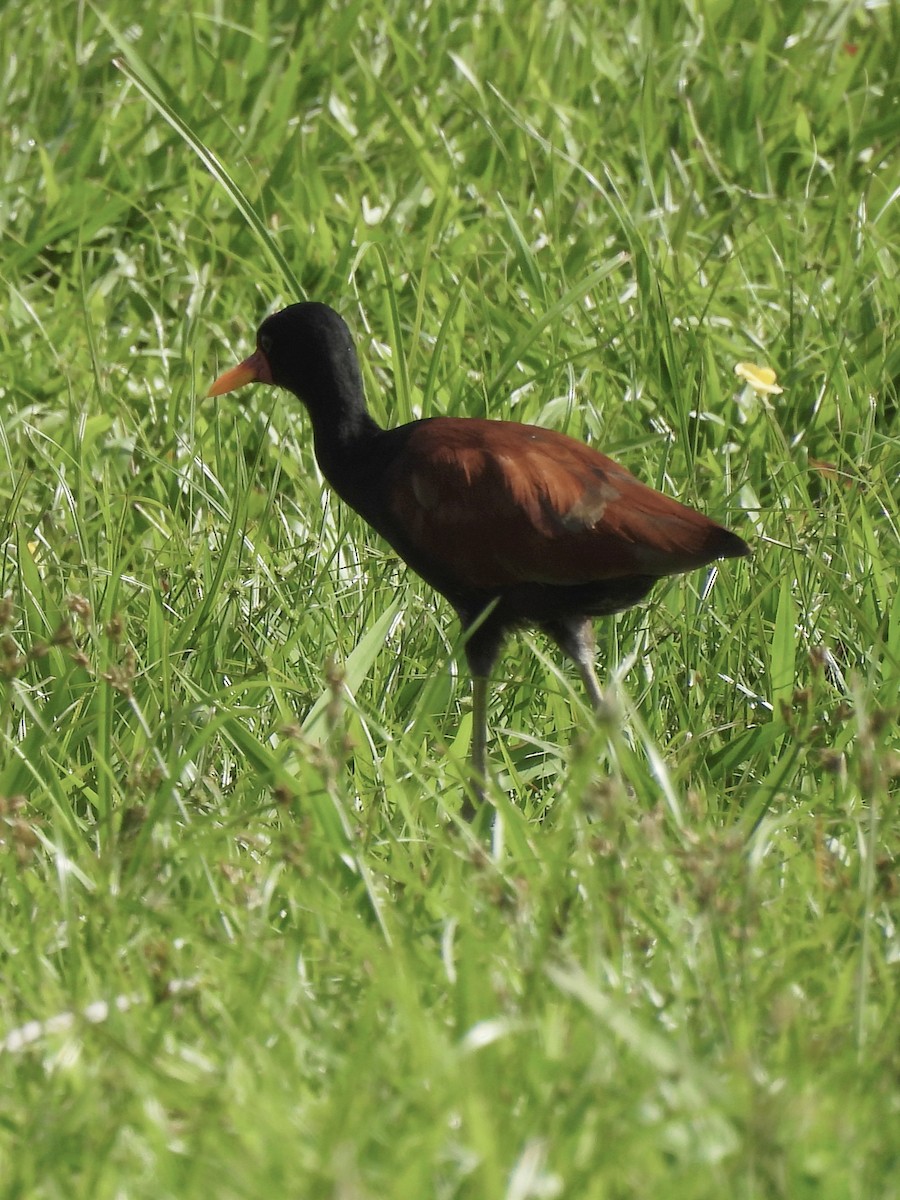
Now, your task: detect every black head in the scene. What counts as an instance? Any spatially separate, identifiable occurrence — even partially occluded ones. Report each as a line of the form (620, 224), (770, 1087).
(208, 302), (367, 423)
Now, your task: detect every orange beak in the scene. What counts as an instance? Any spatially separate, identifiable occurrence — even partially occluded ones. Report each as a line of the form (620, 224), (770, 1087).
(206, 348), (273, 398)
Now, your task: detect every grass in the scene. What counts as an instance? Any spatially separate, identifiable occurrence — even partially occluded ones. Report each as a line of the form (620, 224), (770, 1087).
(1, 0), (898, 1195)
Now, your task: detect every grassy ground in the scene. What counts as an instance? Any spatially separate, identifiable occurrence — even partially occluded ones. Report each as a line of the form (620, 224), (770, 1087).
(2, 0), (898, 1195)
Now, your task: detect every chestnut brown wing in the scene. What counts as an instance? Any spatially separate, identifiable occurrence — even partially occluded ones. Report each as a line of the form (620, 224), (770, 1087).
(384, 418), (745, 592)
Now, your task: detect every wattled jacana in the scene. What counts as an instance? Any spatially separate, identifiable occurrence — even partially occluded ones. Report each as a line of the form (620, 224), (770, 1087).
(208, 302), (749, 797)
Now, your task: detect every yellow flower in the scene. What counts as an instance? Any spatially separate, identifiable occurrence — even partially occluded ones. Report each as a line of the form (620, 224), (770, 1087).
(734, 362), (784, 395)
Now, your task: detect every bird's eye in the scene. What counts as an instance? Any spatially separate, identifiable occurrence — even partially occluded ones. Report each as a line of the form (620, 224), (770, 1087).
(259, 333), (273, 355)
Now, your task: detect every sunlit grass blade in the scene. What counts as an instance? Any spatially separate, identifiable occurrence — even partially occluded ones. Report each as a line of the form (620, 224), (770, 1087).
(97, 11), (302, 296)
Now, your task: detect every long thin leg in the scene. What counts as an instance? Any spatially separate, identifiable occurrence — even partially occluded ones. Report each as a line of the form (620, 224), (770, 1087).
(575, 652), (606, 714)
(464, 673), (489, 817)
(458, 605), (503, 816)
(543, 617), (606, 713)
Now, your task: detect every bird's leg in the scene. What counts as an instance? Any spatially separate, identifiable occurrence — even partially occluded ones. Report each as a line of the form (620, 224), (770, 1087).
(467, 673), (489, 811)
(577, 655), (607, 714)
(459, 605), (503, 816)
(544, 617), (606, 713)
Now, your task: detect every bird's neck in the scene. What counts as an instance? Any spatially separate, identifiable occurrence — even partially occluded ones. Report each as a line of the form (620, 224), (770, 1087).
(311, 406), (384, 494)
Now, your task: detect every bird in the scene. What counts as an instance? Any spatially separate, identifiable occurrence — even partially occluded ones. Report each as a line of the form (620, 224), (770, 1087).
(208, 302), (749, 803)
